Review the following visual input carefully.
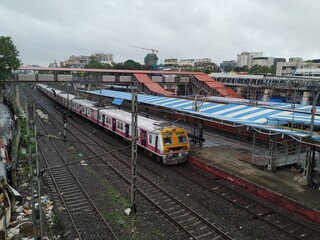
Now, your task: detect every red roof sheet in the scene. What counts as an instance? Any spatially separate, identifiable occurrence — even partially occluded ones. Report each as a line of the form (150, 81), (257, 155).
(193, 74), (242, 98)
(134, 73), (174, 96)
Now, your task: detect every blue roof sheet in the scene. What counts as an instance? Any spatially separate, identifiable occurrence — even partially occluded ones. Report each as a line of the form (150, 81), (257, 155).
(87, 89), (320, 140)
(112, 98), (124, 106)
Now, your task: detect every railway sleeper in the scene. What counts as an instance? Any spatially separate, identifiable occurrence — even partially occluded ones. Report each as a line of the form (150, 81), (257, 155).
(67, 201), (90, 208)
(65, 198), (88, 205)
(195, 230), (215, 239)
(70, 206), (91, 213)
(54, 177), (75, 183)
(177, 216), (196, 224)
(63, 193), (86, 201)
(164, 206), (175, 212)
(59, 184), (80, 190)
(280, 222), (296, 231)
(258, 210), (275, 217)
(184, 220), (202, 229)
(174, 212), (191, 220)
(61, 189), (84, 195)
(170, 209), (185, 216)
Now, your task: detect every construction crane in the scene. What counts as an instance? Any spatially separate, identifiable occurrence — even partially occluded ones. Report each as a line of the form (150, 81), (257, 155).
(130, 45), (159, 54)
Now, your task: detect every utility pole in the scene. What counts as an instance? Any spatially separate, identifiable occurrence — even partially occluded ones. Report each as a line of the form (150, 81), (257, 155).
(130, 85), (138, 213)
(26, 102), (43, 239)
(303, 88), (320, 185)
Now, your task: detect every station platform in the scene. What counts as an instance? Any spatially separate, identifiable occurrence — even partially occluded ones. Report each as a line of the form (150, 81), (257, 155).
(189, 136), (320, 224)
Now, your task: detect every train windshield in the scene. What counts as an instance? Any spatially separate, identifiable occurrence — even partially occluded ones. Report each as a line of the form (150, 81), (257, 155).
(178, 135), (187, 144)
(163, 137), (172, 145)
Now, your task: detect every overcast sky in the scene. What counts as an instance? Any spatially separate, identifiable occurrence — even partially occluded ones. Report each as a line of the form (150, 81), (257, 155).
(2, 0), (320, 66)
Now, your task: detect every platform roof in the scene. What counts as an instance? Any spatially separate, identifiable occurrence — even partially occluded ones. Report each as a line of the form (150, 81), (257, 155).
(205, 96), (320, 114)
(87, 89), (320, 141)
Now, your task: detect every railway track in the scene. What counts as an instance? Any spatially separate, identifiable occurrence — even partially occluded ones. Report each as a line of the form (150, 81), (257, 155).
(26, 85), (320, 239)
(36, 115), (118, 240)
(20, 87), (118, 240)
(173, 165), (320, 240)
(29, 87), (236, 239)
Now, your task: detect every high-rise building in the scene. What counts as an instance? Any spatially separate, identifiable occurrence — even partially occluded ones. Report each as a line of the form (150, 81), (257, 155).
(237, 51), (263, 68)
(273, 58), (286, 66)
(251, 57), (274, 67)
(220, 60), (237, 72)
(144, 53), (158, 69)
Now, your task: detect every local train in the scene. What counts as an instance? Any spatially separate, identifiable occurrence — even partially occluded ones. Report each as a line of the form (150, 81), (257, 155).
(36, 84), (190, 164)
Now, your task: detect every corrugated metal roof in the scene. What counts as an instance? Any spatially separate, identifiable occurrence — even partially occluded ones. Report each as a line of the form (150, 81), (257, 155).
(87, 89), (320, 140)
(133, 73), (174, 95)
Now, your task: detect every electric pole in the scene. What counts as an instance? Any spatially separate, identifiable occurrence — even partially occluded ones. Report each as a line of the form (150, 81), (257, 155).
(130, 85), (138, 213)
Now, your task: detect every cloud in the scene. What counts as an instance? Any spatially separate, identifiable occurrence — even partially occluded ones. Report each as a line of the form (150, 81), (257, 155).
(1, 0), (320, 66)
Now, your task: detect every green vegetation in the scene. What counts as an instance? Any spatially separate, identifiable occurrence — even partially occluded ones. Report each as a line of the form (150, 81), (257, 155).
(248, 64), (276, 75)
(50, 213), (58, 224)
(0, 36), (21, 83)
(113, 59), (143, 70)
(233, 65), (276, 75)
(85, 167), (164, 239)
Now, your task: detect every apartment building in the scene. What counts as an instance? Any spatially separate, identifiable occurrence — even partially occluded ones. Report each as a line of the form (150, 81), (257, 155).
(237, 51), (263, 68)
(276, 58), (320, 76)
(60, 53), (113, 68)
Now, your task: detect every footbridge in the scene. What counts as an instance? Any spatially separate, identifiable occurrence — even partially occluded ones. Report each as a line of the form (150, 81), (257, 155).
(210, 73), (320, 104)
(14, 66), (241, 98)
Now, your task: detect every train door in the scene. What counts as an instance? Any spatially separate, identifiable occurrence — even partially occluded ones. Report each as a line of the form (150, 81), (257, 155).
(155, 136), (158, 153)
(125, 124), (129, 137)
(140, 129), (147, 146)
(112, 118), (116, 131)
(102, 114), (105, 126)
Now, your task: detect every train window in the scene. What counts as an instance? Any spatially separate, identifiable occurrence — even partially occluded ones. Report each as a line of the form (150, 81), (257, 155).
(87, 109), (91, 116)
(163, 137), (172, 145)
(105, 117), (110, 125)
(178, 136), (187, 143)
(117, 121), (124, 130)
(148, 134), (153, 144)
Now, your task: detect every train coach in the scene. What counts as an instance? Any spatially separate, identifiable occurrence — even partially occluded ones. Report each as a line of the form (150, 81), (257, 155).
(36, 84), (190, 164)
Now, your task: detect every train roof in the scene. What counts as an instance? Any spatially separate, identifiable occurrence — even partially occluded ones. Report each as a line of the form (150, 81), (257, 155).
(72, 98), (98, 109)
(87, 89), (320, 141)
(38, 84), (65, 95)
(56, 92), (76, 101)
(99, 108), (170, 132)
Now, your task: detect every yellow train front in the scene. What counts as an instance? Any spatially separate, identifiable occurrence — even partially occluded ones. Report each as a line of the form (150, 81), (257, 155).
(159, 127), (190, 164)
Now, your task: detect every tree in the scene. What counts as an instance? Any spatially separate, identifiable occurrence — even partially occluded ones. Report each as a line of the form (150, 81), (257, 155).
(0, 36), (21, 83)
(234, 66), (248, 72)
(85, 58), (106, 69)
(248, 65), (276, 75)
(123, 59), (143, 70)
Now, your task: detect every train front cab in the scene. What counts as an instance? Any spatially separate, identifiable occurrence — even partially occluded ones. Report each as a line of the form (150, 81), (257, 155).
(161, 127), (190, 164)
